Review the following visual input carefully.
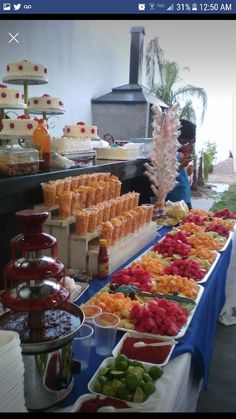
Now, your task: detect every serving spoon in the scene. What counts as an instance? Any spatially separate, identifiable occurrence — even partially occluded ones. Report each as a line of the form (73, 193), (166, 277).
(133, 340), (176, 348)
(111, 284), (196, 306)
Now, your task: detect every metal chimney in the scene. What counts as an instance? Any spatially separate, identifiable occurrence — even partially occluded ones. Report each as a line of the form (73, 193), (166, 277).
(91, 26), (168, 140)
(129, 26), (145, 85)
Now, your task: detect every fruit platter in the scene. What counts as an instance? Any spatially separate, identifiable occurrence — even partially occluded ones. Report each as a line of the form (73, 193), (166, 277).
(129, 232), (220, 285)
(88, 278), (204, 339)
(85, 268), (204, 339)
(88, 355), (164, 404)
(173, 209), (235, 252)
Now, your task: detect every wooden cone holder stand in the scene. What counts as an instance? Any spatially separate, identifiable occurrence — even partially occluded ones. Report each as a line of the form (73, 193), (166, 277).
(35, 204), (157, 275)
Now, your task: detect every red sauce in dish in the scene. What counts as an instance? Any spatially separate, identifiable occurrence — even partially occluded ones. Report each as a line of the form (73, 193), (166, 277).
(120, 337), (172, 364)
(77, 396), (129, 412)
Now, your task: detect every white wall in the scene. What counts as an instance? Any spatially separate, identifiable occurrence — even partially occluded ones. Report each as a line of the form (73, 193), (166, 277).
(1, 19), (236, 162)
(0, 20), (136, 136)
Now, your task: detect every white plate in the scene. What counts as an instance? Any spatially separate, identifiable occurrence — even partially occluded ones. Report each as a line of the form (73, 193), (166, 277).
(28, 107), (65, 115)
(112, 332), (176, 366)
(117, 284), (204, 340)
(0, 103), (26, 109)
(0, 366), (24, 391)
(0, 350), (23, 370)
(0, 330), (20, 353)
(3, 75), (48, 85)
(88, 356), (162, 405)
(0, 386), (26, 412)
(69, 282), (89, 303)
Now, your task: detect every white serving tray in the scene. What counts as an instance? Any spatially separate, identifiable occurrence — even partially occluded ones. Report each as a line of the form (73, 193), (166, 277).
(70, 392), (134, 413)
(71, 393), (101, 413)
(117, 284), (204, 340)
(88, 356), (161, 405)
(232, 221), (236, 230)
(218, 231), (233, 252)
(112, 331), (176, 366)
(70, 281), (89, 303)
(196, 252), (221, 284)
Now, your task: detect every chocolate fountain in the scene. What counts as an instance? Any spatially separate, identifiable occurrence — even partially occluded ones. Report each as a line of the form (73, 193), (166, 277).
(0, 209), (84, 410)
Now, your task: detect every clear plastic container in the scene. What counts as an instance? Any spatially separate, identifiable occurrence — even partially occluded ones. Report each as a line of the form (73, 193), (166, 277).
(0, 147), (39, 176)
(128, 138), (154, 157)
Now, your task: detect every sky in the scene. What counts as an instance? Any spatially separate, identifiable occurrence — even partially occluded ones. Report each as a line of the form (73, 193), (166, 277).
(140, 19), (236, 164)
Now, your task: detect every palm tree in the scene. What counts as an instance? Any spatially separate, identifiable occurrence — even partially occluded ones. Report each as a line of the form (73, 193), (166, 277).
(197, 151), (205, 187)
(146, 37), (207, 123)
(191, 153), (198, 191)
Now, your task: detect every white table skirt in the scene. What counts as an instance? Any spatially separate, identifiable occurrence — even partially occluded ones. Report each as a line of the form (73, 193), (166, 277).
(133, 353), (202, 412)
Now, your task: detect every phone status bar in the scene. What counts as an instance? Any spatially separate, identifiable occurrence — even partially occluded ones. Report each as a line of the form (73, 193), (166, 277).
(0, 1), (235, 15)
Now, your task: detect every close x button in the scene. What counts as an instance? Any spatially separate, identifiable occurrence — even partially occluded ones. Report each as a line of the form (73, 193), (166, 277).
(8, 33), (20, 44)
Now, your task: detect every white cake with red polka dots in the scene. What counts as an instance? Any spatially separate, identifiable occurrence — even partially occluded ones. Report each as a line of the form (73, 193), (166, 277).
(28, 94), (64, 112)
(5, 60), (48, 80)
(0, 84), (25, 107)
(0, 115), (38, 137)
(63, 122), (98, 139)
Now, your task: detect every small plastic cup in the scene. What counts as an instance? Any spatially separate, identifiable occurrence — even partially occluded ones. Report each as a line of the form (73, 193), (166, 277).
(93, 312), (120, 356)
(41, 182), (56, 207)
(141, 204), (154, 223)
(72, 324), (94, 371)
(75, 210), (89, 236)
(80, 304), (102, 346)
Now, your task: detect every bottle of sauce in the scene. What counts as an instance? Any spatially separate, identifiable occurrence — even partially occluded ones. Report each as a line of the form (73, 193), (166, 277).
(33, 119), (51, 170)
(97, 239), (109, 280)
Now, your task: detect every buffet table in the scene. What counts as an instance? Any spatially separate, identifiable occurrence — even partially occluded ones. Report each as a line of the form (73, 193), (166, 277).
(59, 227), (233, 412)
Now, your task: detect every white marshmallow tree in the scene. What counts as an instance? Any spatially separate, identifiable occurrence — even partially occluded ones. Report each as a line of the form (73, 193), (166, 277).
(144, 103), (181, 214)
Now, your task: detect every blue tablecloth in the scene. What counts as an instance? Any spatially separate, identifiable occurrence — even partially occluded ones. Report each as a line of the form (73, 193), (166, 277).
(62, 227), (233, 406)
(171, 239), (232, 388)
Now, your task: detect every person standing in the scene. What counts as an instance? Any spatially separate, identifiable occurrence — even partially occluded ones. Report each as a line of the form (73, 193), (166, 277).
(166, 119), (196, 210)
